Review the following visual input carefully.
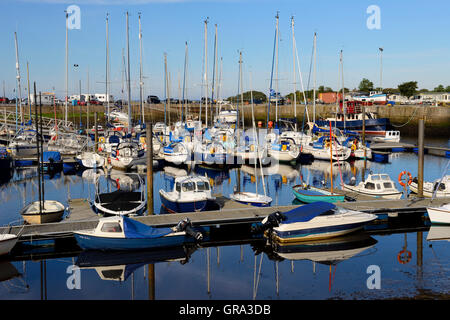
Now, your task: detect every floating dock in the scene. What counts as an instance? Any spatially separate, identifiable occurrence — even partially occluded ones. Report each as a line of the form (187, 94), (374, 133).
(2, 194), (449, 242)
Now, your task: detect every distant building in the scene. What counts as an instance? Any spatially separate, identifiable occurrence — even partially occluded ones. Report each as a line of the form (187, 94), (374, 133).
(318, 92), (342, 104)
(94, 94), (114, 103)
(29, 92), (55, 105)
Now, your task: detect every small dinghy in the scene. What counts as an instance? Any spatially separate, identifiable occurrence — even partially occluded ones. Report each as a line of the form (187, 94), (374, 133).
(292, 184), (345, 203)
(91, 173), (146, 216)
(0, 234), (19, 256)
(229, 192), (272, 207)
(342, 173), (402, 199)
(73, 216), (202, 251)
(20, 200), (66, 224)
(426, 203), (450, 225)
(253, 202), (376, 243)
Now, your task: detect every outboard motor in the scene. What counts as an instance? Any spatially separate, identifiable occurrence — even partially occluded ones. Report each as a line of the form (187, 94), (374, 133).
(251, 211), (287, 234)
(176, 217), (203, 241)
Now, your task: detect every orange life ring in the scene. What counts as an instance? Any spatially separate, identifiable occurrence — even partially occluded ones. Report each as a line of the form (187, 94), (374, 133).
(397, 249), (412, 264)
(398, 171), (412, 187)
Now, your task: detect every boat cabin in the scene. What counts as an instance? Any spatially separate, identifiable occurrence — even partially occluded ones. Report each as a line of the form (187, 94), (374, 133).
(360, 174), (396, 191)
(173, 176), (212, 195)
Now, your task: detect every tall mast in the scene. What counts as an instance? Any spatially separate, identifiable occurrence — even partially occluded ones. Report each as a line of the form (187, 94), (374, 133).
(14, 32), (23, 125)
(164, 53), (167, 133)
(203, 18), (209, 128)
(27, 62), (31, 118)
(239, 51), (244, 128)
(267, 12), (278, 129)
(106, 13), (110, 122)
(126, 11), (132, 133)
(181, 42), (188, 122)
(341, 49), (346, 130)
(313, 32), (317, 124)
(291, 16), (297, 131)
(211, 24), (218, 122)
(139, 13), (144, 124)
(65, 11), (69, 127)
(275, 13), (279, 123)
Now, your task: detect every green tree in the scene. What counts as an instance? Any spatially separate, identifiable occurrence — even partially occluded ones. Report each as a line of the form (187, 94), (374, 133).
(434, 85), (445, 92)
(398, 81), (418, 97)
(358, 78), (374, 92)
(445, 86), (450, 92)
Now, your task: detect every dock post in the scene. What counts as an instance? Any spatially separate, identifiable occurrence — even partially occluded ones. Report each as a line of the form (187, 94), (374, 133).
(417, 116), (425, 197)
(146, 122), (154, 215)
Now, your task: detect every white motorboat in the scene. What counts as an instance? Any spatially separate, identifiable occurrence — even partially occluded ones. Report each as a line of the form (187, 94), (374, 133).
(370, 130), (400, 143)
(76, 152), (105, 169)
(409, 175), (450, 198)
(109, 141), (145, 171)
(426, 203), (450, 224)
(342, 173), (402, 199)
(47, 132), (87, 155)
(20, 200), (66, 224)
(0, 234), (19, 256)
(256, 201), (376, 243)
(159, 175), (215, 213)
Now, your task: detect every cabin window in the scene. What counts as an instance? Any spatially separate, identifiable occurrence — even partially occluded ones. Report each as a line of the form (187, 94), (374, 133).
(372, 175), (380, 181)
(197, 181), (210, 191)
(176, 183), (181, 192)
(182, 182), (195, 192)
(376, 184), (381, 190)
(365, 182), (376, 190)
(383, 182), (393, 189)
(380, 174), (390, 180)
(101, 222), (122, 233)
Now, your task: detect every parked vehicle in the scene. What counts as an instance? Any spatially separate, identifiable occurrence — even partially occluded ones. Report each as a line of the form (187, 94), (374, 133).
(147, 95), (160, 104)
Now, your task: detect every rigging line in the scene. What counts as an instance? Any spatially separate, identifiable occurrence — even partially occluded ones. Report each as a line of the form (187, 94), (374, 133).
(390, 104), (421, 128)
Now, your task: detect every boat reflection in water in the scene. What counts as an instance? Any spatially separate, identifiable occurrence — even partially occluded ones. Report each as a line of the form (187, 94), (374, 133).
(426, 225), (450, 242)
(75, 244), (198, 282)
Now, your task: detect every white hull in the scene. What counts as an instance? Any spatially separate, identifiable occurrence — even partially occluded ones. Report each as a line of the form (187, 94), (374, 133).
(427, 204), (450, 224)
(0, 234), (18, 256)
(342, 184), (402, 199)
(77, 152), (105, 169)
(9, 143), (38, 157)
(409, 181), (450, 198)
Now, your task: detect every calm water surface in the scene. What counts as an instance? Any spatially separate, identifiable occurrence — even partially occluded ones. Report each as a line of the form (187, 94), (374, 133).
(0, 137), (449, 300)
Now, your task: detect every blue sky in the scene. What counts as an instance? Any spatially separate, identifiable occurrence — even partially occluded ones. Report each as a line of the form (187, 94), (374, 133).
(0, 0), (449, 100)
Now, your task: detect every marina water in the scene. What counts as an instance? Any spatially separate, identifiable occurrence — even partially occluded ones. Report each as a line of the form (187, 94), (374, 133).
(0, 137), (449, 300)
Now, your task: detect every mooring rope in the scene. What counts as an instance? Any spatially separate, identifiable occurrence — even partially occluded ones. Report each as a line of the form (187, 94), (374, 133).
(390, 104), (421, 128)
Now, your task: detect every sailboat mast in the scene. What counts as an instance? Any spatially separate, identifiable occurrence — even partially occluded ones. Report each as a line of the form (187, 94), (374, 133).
(139, 13), (144, 124)
(182, 42), (188, 122)
(106, 13), (110, 122)
(211, 24), (218, 122)
(291, 16), (297, 131)
(341, 50), (346, 130)
(27, 62), (31, 118)
(267, 12), (278, 129)
(14, 32), (23, 125)
(275, 13), (279, 123)
(313, 32), (317, 124)
(203, 18), (209, 128)
(65, 11), (69, 127)
(126, 11), (132, 133)
(239, 51), (244, 128)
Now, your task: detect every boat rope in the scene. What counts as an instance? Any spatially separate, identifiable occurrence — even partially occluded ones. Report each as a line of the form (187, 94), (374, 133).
(390, 104), (421, 128)
(332, 135), (344, 187)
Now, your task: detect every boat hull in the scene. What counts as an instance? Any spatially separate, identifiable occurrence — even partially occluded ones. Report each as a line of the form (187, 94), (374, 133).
(270, 219), (372, 243)
(293, 186), (345, 204)
(160, 192), (208, 213)
(74, 232), (189, 251)
(342, 184), (402, 199)
(0, 235), (18, 256)
(427, 205), (450, 224)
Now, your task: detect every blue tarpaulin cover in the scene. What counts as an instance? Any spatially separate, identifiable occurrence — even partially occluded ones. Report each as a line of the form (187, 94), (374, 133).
(122, 217), (173, 239)
(283, 202), (336, 224)
(42, 151), (62, 162)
